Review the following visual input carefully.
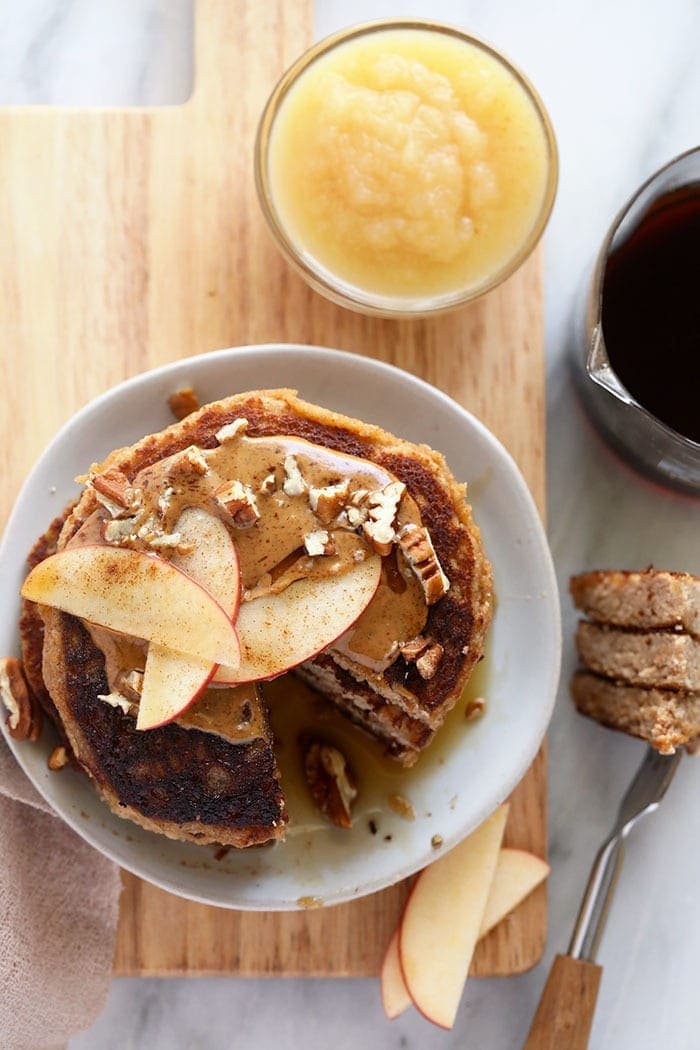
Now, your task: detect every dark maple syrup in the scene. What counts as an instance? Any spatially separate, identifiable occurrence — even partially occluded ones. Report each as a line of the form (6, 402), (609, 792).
(601, 185), (700, 443)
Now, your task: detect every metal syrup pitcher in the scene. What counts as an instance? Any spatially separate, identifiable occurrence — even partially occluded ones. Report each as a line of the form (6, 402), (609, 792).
(574, 146), (700, 495)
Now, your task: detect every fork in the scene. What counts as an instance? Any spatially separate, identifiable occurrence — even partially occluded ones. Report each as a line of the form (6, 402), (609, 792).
(523, 745), (682, 1049)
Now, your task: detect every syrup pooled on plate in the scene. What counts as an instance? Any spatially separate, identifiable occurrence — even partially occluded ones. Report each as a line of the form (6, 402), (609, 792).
(601, 186), (700, 442)
(263, 652), (491, 840)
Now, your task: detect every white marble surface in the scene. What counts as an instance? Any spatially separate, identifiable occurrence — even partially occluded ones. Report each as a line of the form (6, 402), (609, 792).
(2, 1), (699, 1047)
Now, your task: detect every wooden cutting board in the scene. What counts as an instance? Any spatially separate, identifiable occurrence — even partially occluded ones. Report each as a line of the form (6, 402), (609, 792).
(0, 0), (547, 977)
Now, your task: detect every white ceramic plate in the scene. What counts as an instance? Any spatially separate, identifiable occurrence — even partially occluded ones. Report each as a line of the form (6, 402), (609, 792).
(0, 345), (560, 909)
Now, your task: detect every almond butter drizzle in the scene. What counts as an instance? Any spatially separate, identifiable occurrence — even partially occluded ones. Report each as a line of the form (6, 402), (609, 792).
(69, 432), (437, 739)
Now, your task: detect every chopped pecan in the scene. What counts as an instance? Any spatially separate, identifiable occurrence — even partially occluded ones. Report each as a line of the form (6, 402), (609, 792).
(259, 472), (277, 495)
(400, 634), (430, 662)
(216, 480), (260, 528)
(169, 445), (209, 477)
(47, 746), (69, 771)
(168, 386), (200, 421)
(309, 480), (349, 524)
(121, 672), (143, 697)
(465, 697), (486, 722)
(0, 657), (40, 742)
(304, 740), (358, 829)
(345, 505), (368, 528)
(90, 467), (135, 516)
(400, 633), (443, 677)
(146, 531), (186, 550)
(104, 509), (191, 555)
(304, 529), (335, 557)
(283, 455), (306, 496)
(215, 418), (248, 443)
(416, 642), (444, 680)
(388, 793), (416, 821)
(120, 669), (144, 699)
(98, 691), (134, 715)
(398, 523), (450, 605)
(157, 485), (175, 516)
(103, 517), (138, 545)
(362, 481), (405, 555)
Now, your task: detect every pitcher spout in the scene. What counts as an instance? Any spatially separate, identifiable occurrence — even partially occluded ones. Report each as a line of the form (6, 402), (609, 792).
(586, 326), (633, 404)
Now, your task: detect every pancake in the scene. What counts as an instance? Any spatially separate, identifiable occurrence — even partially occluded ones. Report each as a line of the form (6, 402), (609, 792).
(22, 514), (286, 849)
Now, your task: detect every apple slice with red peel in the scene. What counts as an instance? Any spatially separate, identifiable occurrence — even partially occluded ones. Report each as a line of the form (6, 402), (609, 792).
(381, 929), (412, 1020)
(21, 544), (240, 666)
(137, 646), (215, 730)
(213, 555), (382, 684)
(136, 507), (241, 730)
(479, 848), (550, 938)
(381, 842), (548, 1022)
(168, 506), (241, 621)
(399, 804), (509, 1030)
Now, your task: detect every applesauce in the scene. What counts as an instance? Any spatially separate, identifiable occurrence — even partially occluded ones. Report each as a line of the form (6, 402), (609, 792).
(256, 22), (557, 314)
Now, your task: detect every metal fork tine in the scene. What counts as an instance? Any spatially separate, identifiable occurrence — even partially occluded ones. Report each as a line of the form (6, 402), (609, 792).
(614, 745), (682, 831)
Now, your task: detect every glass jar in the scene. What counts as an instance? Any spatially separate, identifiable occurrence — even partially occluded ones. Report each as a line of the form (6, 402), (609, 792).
(255, 19), (558, 318)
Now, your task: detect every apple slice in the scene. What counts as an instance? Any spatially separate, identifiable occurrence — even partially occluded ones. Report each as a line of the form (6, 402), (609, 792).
(213, 555), (382, 684)
(136, 507), (241, 730)
(379, 844), (549, 1024)
(399, 804), (509, 1030)
(168, 506), (241, 621)
(479, 848), (550, 938)
(381, 930), (412, 1020)
(21, 544), (239, 666)
(137, 647), (215, 730)
(381, 844), (549, 1022)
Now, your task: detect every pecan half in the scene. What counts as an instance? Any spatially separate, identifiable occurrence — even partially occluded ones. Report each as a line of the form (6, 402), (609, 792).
(0, 657), (41, 741)
(398, 523), (450, 605)
(304, 741), (358, 829)
(168, 386), (200, 421)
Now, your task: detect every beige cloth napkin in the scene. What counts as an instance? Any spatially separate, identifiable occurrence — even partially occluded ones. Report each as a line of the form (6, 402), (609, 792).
(0, 741), (121, 1050)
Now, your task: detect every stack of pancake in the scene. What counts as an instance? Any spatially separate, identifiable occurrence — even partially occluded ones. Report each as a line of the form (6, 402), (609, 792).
(18, 390), (492, 848)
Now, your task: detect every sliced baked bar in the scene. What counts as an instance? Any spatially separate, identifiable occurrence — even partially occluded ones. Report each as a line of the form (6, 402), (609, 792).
(572, 671), (700, 754)
(576, 622), (700, 692)
(570, 569), (700, 635)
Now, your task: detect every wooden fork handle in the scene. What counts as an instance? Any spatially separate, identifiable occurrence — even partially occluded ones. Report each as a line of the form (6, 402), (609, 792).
(522, 954), (602, 1050)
